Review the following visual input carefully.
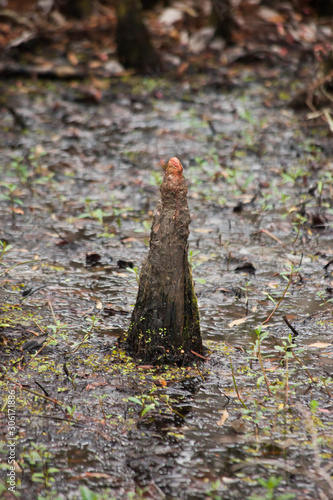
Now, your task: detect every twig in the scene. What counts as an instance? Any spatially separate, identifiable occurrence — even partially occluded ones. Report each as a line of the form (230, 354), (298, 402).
(4, 375), (64, 408)
(320, 377), (332, 398)
(24, 334), (56, 368)
(262, 267), (294, 325)
(34, 380), (50, 398)
(24, 302), (61, 368)
(285, 351), (289, 404)
(252, 229), (283, 244)
(191, 350), (209, 360)
(0, 411), (84, 427)
(257, 344), (272, 396)
(290, 349), (316, 384)
(48, 301), (57, 323)
(70, 317), (97, 354)
(0, 259), (40, 278)
(229, 353), (248, 409)
(282, 317), (329, 391)
(306, 69), (333, 112)
(282, 315), (299, 338)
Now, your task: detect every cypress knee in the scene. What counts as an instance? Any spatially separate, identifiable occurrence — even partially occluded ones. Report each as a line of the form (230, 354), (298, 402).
(126, 157), (203, 364)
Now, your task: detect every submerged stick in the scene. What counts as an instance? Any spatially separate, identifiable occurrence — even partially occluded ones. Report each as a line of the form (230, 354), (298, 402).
(126, 157), (203, 364)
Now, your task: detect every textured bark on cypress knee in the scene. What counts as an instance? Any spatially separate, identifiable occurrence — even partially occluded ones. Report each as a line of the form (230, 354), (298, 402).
(126, 157), (203, 364)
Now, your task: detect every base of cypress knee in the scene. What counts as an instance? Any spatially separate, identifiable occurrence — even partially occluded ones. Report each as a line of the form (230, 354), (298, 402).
(126, 157), (203, 365)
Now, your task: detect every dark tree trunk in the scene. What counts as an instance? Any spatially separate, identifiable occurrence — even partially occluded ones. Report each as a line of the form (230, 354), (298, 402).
(210, 0), (237, 45)
(57, 0), (93, 19)
(126, 158), (203, 364)
(115, 0), (160, 72)
(141, 0), (160, 9)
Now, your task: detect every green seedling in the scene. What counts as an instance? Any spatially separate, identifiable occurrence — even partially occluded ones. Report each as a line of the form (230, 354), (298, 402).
(274, 334), (295, 403)
(0, 182), (24, 211)
(66, 405), (76, 419)
(252, 326), (271, 395)
(77, 207), (107, 225)
(240, 281), (252, 315)
(71, 315), (98, 353)
(205, 479), (222, 499)
(263, 263), (300, 324)
(309, 400), (319, 414)
(249, 475), (294, 500)
(226, 348), (248, 409)
(11, 157), (29, 184)
(282, 168), (309, 185)
(317, 291), (333, 313)
(79, 485), (117, 500)
(237, 107), (257, 126)
(128, 394), (159, 418)
(0, 240), (12, 264)
(148, 170), (163, 187)
(127, 266), (140, 285)
(0, 240), (40, 279)
(23, 443), (59, 490)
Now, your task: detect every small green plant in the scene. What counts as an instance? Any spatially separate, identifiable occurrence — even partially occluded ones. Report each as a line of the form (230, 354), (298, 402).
(282, 167), (309, 185)
(0, 240), (12, 264)
(317, 290), (333, 313)
(79, 486), (101, 500)
(127, 266), (140, 285)
(78, 206), (106, 225)
(22, 443), (59, 490)
(38, 493), (64, 500)
(309, 400), (319, 414)
(237, 107), (257, 126)
(0, 240), (39, 279)
(0, 182), (24, 212)
(66, 405), (76, 419)
(291, 213), (307, 246)
(226, 348), (248, 409)
(205, 479), (222, 499)
(188, 250), (206, 284)
(79, 486), (115, 500)
(71, 315), (99, 353)
(252, 326), (271, 395)
(317, 179), (323, 206)
(148, 170), (163, 187)
(249, 475), (294, 500)
(128, 394), (159, 418)
(274, 334), (294, 403)
(127, 486), (151, 500)
(240, 281), (252, 315)
(263, 263), (300, 324)
(47, 319), (68, 338)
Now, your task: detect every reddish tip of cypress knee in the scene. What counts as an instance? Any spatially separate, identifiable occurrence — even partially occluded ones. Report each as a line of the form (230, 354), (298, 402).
(166, 157), (183, 175)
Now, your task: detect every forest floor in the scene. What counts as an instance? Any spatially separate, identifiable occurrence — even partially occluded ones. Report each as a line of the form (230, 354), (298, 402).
(1, 4), (333, 500)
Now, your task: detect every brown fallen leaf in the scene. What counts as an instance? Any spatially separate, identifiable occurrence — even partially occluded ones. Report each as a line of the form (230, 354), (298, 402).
(193, 228), (213, 234)
(257, 6), (285, 24)
(228, 317), (248, 327)
(230, 418), (250, 434)
(67, 51), (79, 66)
(217, 409), (229, 427)
(307, 342), (331, 348)
(69, 472), (111, 480)
(85, 381), (107, 390)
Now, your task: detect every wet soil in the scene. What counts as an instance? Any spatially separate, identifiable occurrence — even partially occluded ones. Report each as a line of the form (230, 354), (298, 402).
(0, 61), (333, 500)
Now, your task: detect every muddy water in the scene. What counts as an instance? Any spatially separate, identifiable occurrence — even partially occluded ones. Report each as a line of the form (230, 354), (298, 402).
(1, 70), (333, 499)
